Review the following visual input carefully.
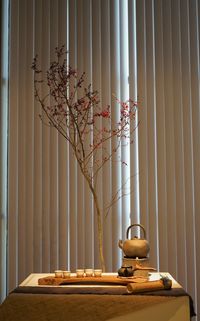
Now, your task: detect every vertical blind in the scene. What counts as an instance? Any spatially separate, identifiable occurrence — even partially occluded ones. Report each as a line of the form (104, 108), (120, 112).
(136, 0), (199, 318)
(1, 0), (199, 318)
(7, 0), (135, 291)
(0, 0), (9, 303)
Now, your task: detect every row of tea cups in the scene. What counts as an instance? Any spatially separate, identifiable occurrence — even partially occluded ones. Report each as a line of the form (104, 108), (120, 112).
(76, 269), (102, 277)
(54, 268), (102, 278)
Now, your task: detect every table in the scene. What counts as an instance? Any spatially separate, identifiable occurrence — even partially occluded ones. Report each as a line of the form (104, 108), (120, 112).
(0, 273), (191, 321)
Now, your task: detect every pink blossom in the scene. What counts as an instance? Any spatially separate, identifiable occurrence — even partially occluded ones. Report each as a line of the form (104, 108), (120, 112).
(101, 110), (110, 118)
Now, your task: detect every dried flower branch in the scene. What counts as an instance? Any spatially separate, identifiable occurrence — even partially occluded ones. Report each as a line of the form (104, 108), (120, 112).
(32, 46), (137, 271)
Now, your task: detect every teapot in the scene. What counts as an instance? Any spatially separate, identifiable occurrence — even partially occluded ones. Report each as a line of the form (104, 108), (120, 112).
(118, 224), (150, 258)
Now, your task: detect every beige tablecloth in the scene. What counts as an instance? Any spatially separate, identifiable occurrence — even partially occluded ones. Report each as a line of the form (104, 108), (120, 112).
(0, 292), (185, 321)
(0, 273), (192, 321)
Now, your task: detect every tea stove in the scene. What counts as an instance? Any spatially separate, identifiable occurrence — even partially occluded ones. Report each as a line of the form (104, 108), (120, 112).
(122, 256), (150, 268)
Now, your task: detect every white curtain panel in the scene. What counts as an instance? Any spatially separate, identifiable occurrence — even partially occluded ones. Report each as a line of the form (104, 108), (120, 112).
(3, 0), (199, 318)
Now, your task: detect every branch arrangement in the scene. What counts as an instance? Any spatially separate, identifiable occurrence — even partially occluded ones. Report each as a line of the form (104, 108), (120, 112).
(32, 46), (137, 271)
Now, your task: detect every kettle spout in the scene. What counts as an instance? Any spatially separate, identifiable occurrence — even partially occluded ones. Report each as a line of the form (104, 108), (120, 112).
(118, 239), (123, 250)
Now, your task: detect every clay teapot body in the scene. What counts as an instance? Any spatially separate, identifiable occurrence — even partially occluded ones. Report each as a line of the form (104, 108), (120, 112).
(118, 224), (150, 258)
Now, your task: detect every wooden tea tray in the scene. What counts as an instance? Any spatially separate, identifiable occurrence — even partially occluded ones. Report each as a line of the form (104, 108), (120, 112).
(38, 275), (148, 286)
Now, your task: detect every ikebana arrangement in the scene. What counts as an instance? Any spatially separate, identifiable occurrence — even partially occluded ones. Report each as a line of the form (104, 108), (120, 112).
(32, 46), (137, 271)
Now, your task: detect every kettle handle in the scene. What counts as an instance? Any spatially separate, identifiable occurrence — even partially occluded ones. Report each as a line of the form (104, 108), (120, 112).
(126, 223), (146, 240)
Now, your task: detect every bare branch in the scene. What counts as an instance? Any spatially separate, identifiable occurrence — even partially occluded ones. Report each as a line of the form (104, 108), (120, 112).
(32, 46), (138, 271)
